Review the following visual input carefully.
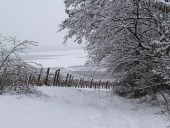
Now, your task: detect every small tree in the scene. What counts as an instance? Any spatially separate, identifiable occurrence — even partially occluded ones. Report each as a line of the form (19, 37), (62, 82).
(0, 34), (38, 93)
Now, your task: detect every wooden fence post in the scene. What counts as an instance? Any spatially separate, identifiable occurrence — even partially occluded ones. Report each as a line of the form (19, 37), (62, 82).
(45, 68), (50, 86)
(33, 76), (36, 85)
(27, 75), (31, 84)
(108, 81), (111, 89)
(79, 78), (82, 88)
(65, 74), (69, 87)
(37, 74), (41, 86)
(106, 81), (109, 89)
(71, 76), (74, 87)
(90, 79), (93, 88)
(30, 75), (34, 85)
(102, 82), (104, 89)
(56, 69), (60, 86)
(81, 78), (84, 88)
(94, 82), (97, 89)
(68, 74), (72, 87)
(31, 68), (115, 89)
(84, 79), (86, 88)
(53, 70), (58, 86)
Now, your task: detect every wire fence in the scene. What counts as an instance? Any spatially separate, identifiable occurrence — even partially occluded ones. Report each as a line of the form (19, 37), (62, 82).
(28, 68), (114, 89)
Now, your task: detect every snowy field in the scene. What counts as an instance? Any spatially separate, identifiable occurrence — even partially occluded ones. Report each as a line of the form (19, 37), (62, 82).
(21, 49), (114, 80)
(22, 49), (87, 68)
(0, 86), (169, 128)
(4, 49), (169, 128)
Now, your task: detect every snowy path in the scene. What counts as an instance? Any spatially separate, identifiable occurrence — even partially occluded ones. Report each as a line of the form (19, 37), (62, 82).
(0, 87), (169, 128)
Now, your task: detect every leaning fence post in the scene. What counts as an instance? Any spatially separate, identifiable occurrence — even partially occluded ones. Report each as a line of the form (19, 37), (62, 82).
(45, 68), (50, 86)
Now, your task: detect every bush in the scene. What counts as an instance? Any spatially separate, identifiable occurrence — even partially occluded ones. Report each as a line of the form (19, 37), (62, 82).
(0, 34), (39, 93)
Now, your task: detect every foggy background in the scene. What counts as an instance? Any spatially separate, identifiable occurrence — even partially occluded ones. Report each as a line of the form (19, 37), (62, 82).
(0, 0), (84, 52)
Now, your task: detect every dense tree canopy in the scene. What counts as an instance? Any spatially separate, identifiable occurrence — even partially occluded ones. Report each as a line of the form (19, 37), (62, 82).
(60, 0), (170, 99)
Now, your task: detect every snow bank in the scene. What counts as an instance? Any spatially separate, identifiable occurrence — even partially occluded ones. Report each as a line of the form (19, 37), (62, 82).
(0, 86), (169, 128)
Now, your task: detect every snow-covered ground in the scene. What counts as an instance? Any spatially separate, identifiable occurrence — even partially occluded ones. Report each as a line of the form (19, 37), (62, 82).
(22, 49), (87, 68)
(0, 86), (169, 128)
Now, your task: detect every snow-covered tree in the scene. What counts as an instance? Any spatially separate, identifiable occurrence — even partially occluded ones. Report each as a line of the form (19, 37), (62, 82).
(0, 34), (38, 92)
(60, 0), (170, 98)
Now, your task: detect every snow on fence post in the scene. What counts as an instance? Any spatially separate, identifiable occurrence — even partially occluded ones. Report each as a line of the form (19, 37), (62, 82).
(45, 68), (50, 86)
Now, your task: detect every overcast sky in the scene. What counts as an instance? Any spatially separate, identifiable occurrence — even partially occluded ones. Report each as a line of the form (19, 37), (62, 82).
(0, 0), (84, 52)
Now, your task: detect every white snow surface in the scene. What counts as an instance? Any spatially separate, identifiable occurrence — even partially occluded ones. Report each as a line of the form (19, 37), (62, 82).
(0, 86), (169, 128)
(22, 49), (87, 68)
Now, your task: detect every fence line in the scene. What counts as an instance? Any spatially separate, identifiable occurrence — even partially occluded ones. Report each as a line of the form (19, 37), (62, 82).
(27, 68), (114, 89)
